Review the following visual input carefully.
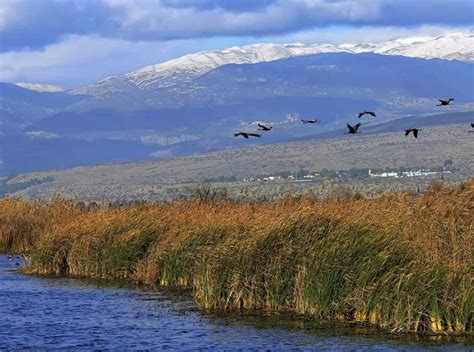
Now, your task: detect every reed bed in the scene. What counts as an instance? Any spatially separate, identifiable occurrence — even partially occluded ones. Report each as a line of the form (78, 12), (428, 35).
(1, 181), (472, 334)
(0, 197), (81, 253)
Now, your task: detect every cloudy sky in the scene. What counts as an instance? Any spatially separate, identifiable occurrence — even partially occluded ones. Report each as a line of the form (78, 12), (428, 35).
(0, 0), (473, 88)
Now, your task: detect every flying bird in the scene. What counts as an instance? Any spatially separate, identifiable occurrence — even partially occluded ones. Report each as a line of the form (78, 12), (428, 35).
(405, 128), (420, 138)
(301, 119), (320, 124)
(234, 132), (261, 139)
(471, 123), (474, 128)
(437, 98), (454, 106)
(345, 123), (361, 134)
(358, 111), (376, 118)
(257, 123), (273, 131)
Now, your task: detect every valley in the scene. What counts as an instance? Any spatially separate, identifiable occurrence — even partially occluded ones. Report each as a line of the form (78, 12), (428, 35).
(4, 122), (472, 201)
(1, 5), (474, 346)
(1, 32), (473, 200)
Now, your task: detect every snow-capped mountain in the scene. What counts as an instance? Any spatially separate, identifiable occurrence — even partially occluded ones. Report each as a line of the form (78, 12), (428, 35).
(345, 32), (474, 61)
(15, 82), (64, 93)
(125, 43), (344, 90)
(71, 32), (473, 97)
(71, 43), (344, 95)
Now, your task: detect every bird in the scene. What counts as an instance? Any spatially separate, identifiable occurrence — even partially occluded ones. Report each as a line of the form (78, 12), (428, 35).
(405, 128), (420, 138)
(234, 132), (261, 139)
(471, 123), (474, 128)
(345, 123), (361, 134)
(358, 111), (376, 118)
(437, 98), (454, 106)
(301, 119), (320, 124)
(257, 123), (273, 131)
(21, 254), (31, 265)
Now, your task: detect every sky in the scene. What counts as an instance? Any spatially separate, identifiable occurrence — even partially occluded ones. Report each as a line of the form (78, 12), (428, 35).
(0, 0), (473, 89)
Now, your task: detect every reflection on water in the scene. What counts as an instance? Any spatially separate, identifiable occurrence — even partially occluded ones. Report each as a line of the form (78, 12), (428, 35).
(0, 256), (471, 350)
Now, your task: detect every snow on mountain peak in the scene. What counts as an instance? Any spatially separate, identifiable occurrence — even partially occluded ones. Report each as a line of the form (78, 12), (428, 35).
(71, 32), (474, 96)
(16, 82), (64, 93)
(371, 32), (474, 61)
(124, 42), (344, 90)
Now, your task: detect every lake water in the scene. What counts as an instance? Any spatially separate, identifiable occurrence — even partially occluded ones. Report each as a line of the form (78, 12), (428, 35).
(0, 256), (471, 350)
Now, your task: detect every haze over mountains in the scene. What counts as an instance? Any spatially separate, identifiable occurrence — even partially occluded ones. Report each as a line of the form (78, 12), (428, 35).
(1, 32), (473, 177)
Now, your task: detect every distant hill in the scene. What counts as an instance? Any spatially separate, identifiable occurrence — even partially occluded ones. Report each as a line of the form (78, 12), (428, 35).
(297, 111), (474, 141)
(0, 82), (87, 129)
(4, 122), (472, 201)
(1, 49), (473, 176)
(72, 32), (474, 96)
(15, 82), (64, 93)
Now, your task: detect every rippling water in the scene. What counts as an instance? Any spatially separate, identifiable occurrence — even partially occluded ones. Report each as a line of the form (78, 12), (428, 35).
(0, 256), (470, 350)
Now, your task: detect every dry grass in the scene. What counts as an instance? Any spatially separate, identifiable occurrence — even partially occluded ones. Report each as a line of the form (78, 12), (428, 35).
(0, 197), (82, 253)
(0, 181), (472, 334)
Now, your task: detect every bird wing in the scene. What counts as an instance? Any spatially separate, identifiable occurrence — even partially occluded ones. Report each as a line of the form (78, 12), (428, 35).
(358, 112), (363, 118)
(404, 129), (410, 136)
(471, 123), (474, 128)
(354, 123), (361, 131)
(248, 133), (261, 137)
(347, 123), (354, 132)
(413, 129), (418, 138)
(258, 123), (264, 128)
(369, 112), (376, 117)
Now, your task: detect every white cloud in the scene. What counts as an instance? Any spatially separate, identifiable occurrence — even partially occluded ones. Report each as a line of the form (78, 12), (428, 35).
(262, 25), (474, 45)
(2, 0), (472, 52)
(0, 20), (472, 89)
(101, 0), (385, 39)
(0, 34), (222, 88)
(0, 2), (17, 30)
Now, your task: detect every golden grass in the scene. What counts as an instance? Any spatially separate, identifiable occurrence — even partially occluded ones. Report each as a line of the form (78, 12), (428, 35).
(0, 181), (472, 334)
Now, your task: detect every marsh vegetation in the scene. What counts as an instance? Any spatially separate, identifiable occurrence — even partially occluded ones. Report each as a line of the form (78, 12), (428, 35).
(1, 181), (472, 335)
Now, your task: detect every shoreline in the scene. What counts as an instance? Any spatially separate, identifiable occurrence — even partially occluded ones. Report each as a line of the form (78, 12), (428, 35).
(1, 181), (473, 335)
(3, 260), (473, 342)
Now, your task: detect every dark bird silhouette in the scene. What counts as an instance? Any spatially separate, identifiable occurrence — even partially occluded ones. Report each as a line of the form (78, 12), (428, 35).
(257, 123), (273, 131)
(405, 128), (420, 138)
(345, 123), (361, 134)
(234, 132), (261, 139)
(471, 123), (474, 128)
(358, 110), (376, 118)
(301, 119), (320, 124)
(437, 98), (454, 106)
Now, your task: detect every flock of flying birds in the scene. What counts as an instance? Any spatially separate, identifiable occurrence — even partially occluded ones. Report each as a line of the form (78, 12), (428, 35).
(234, 98), (471, 140)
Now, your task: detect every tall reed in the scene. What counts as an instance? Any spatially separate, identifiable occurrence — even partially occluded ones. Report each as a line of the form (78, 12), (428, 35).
(0, 197), (81, 253)
(1, 181), (472, 334)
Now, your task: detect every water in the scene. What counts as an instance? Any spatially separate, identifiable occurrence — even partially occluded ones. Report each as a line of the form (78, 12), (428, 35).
(0, 256), (471, 351)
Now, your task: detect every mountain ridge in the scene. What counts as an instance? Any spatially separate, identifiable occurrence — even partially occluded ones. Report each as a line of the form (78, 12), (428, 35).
(1, 36), (473, 177)
(70, 32), (474, 96)
(15, 83), (64, 93)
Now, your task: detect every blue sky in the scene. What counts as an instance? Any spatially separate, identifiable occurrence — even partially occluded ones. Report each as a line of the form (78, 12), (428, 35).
(0, 0), (473, 88)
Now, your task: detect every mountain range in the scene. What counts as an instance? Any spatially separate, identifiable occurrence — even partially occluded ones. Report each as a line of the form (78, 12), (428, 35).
(0, 32), (473, 176)
(71, 32), (474, 96)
